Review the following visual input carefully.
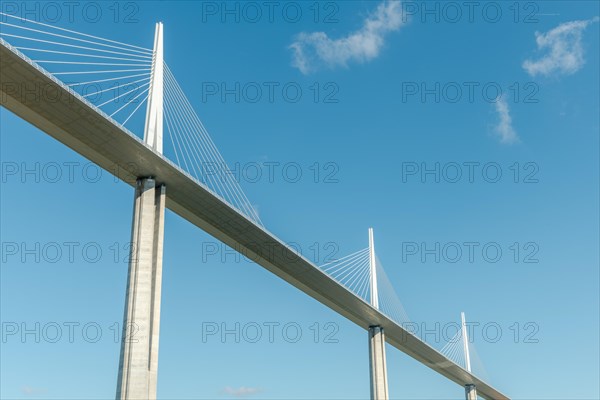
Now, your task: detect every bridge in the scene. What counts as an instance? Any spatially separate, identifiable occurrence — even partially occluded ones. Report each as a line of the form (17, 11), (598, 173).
(0, 16), (510, 400)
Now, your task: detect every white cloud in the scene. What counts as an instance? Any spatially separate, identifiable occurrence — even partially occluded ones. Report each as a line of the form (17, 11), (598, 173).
(21, 386), (47, 396)
(523, 17), (599, 77)
(223, 386), (262, 397)
(289, 1), (404, 74)
(493, 96), (519, 145)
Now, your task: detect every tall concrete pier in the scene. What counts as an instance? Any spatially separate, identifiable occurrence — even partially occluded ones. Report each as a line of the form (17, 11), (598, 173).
(116, 179), (166, 399)
(369, 325), (389, 400)
(116, 23), (165, 400)
(368, 228), (389, 400)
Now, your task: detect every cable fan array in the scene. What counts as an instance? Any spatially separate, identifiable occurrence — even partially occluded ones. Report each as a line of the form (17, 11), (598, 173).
(0, 12), (153, 130)
(318, 249), (411, 326)
(0, 12), (262, 225)
(163, 63), (262, 226)
(440, 322), (490, 379)
(375, 255), (411, 326)
(319, 248), (372, 301)
(467, 341), (489, 380)
(441, 329), (469, 369)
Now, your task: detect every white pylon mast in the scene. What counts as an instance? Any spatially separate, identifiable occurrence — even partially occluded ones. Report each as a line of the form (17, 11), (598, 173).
(367, 228), (388, 400)
(369, 228), (379, 309)
(461, 312), (472, 373)
(144, 22), (164, 154)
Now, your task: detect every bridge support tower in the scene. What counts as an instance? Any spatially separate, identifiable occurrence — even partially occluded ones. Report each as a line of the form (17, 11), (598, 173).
(116, 22), (165, 400)
(368, 228), (389, 400)
(462, 312), (478, 400)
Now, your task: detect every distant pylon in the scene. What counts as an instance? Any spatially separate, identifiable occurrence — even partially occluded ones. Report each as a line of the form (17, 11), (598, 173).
(369, 228), (379, 309)
(368, 228), (389, 400)
(461, 312), (472, 373)
(462, 312), (477, 400)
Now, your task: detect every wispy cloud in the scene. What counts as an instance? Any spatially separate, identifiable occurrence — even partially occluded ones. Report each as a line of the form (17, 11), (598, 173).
(493, 96), (519, 145)
(289, 1), (404, 74)
(21, 386), (48, 396)
(223, 386), (262, 397)
(523, 17), (599, 77)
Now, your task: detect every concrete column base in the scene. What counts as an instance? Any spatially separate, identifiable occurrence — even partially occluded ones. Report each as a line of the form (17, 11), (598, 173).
(465, 384), (478, 400)
(369, 326), (389, 400)
(116, 178), (166, 400)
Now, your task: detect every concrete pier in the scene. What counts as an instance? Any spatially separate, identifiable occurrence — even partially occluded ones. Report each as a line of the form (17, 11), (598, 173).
(369, 326), (389, 400)
(116, 179), (165, 399)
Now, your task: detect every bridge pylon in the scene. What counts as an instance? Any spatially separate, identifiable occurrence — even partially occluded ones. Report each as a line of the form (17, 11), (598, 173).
(116, 22), (165, 400)
(462, 312), (478, 400)
(368, 228), (389, 400)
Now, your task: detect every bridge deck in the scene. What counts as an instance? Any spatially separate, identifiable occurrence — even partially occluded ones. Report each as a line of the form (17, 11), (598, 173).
(0, 41), (509, 400)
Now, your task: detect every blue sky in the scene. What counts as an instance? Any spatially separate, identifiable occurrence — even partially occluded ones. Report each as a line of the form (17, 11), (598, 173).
(1, 1), (599, 399)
